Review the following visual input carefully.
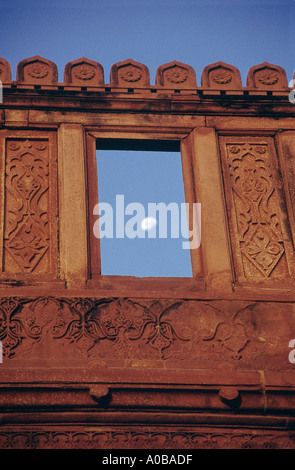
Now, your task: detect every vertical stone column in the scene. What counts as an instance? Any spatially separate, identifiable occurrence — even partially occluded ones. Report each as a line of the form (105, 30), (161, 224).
(276, 131), (295, 250)
(58, 124), (88, 288)
(189, 127), (233, 292)
(0, 133), (5, 272)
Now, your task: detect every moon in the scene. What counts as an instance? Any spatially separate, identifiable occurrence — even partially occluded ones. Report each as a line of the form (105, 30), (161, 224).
(141, 217), (157, 231)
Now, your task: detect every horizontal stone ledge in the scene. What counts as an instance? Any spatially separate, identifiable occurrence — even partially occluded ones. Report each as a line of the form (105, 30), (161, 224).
(1, 96), (294, 123)
(0, 384), (266, 412)
(0, 411), (294, 429)
(0, 286), (295, 301)
(1, 82), (292, 96)
(0, 367), (262, 385)
(1, 382), (295, 414)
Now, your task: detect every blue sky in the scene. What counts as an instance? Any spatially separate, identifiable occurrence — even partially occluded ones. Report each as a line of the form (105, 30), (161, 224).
(1, 0), (294, 277)
(96, 148), (192, 277)
(1, 0), (294, 85)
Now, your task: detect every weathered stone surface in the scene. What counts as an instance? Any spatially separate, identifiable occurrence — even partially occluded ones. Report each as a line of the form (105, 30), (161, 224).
(156, 60), (197, 88)
(0, 132), (58, 281)
(64, 57), (104, 86)
(0, 426), (294, 449)
(0, 57), (11, 82)
(0, 297), (294, 370)
(110, 58), (150, 87)
(0, 57), (295, 449)
(219, 136), (295, 283)
(0, 56), (291, 92)
(17, 55), (58, 85)
(246, 61), (288, 90)
(201, 61), (242, 89)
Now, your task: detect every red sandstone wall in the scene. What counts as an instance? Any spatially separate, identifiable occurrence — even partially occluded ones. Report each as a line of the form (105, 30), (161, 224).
(0, 56), (295, 449)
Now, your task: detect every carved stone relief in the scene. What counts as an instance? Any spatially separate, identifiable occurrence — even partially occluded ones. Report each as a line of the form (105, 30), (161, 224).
(110, 59), (150, 87)
(156, 60), (197, 88)
(246, 62), (288, 90)
(64, 57), (104, 86)
(0, 297), (294, 369)
(2, 137), (57, 276)
(0, 57), (11, 82)
(220, 138), (293, 282)
(201, 61), (242, 89)
(17, 55), (58, 85)
(0, 427), (294, 449)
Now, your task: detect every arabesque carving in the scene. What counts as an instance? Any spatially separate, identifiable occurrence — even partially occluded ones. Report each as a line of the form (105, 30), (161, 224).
(220, 139), (290, 281)
(3, 139), (51, 274)
(1, 297), (294, 368)
(1, 53), (295, 451)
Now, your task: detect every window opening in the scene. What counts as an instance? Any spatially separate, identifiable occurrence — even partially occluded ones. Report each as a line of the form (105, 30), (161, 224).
(95, 139), (193, 277)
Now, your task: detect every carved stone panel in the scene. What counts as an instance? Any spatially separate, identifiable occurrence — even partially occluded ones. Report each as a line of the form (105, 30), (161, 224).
(201, 61), (242, 89)
(64, 57), (104, 86)
(219, 137), (294, 283)
(1, 296), (294, 369)
(0, 57), (11, 83)
(2, 136), (58, 277)
(17, 56), (58, 85)
(0, 426), (294, 449)
(156, 60), (197, 88)
(110, 59), (150, 88)
(246, 62), (288, 90)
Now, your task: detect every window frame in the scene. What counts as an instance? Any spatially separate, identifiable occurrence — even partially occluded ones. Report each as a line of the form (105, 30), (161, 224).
(86, 128), (204, 291)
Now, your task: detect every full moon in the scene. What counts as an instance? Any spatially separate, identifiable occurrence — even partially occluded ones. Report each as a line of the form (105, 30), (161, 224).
(141, 217), (157, 231)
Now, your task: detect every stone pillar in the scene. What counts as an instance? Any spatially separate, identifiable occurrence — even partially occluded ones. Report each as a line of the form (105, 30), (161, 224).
(276, 131), (295, 250)
(187, 127), (233, 292)
(58, 124), (88, 288)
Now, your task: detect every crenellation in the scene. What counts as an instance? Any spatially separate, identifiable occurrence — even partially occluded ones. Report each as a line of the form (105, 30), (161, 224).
(0, 56), (293, 91)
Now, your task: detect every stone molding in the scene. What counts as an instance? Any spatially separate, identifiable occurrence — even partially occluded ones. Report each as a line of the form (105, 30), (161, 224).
(0, 426), (294, 449)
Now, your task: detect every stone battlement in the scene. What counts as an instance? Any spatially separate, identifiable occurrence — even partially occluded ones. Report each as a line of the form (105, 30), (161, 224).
(0, 56), (293, 94)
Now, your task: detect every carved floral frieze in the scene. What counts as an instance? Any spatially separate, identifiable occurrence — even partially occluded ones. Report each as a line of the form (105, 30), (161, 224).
(0, 296), (293, 367)
(0, 427), (294, 449)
